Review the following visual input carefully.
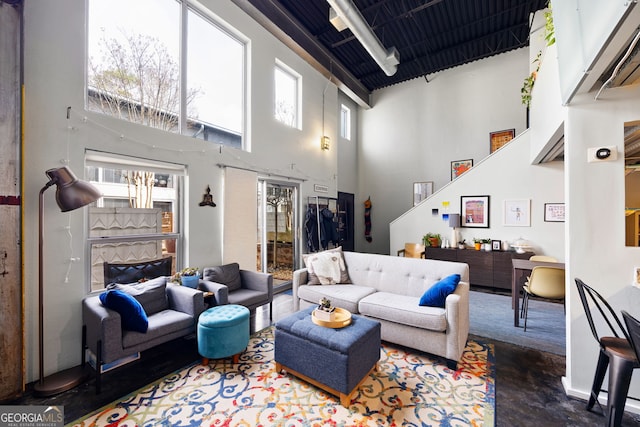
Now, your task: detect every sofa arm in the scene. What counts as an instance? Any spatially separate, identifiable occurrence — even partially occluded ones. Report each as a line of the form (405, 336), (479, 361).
(240, 270), (273, 301)
(166, 283), (205, 319)
(198, 279), (229, 306)
(444, 281), (470, 360)
(82, 295), (123, 364)
(292, 268), (309, 311)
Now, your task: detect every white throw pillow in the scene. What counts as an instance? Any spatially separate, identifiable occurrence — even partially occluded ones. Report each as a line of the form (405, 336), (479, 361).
(303, 247), (351, 285)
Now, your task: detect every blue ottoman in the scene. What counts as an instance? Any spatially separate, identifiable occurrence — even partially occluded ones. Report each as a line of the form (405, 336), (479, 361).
(197, 304), (250, 364)
(274, 306), (381, 406)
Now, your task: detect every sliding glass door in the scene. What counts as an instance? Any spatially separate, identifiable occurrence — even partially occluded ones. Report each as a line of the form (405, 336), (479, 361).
(257, 180), (298, 290)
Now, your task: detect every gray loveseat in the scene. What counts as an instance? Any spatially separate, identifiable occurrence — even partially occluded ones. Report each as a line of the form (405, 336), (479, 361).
(83, 275), (204, 393)
(293, 250), (470, 367)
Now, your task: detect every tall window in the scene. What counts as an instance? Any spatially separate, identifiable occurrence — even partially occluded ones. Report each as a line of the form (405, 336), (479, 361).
(274, 61), (301, 128)
(85, 152), (184, 292)
(340, 104), (351, 140)
(87, 0), (246, 149)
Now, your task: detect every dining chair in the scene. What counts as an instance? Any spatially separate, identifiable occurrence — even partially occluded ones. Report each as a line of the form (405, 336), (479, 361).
(397, 243), (426, 258)
(521, 266), (565, 331)
(575, 278), (639, 427)
(529, 255), (558, 262)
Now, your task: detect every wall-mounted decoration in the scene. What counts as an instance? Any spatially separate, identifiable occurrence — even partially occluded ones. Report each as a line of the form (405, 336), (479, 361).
(490, 129), (515, 153)
(451, 159), (473, 180)
(412, 182), (433, 206)
(544, 203), (565, 222)
(461, 195), (490, 228)
(199, 185), (216, 207)
(432, 208), (439, 216)
(314, 184), (329, 193)
(503, 199), (531, 226)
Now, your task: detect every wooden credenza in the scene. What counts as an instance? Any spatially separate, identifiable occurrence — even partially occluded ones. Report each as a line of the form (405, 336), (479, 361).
(424, 247), (534, 290)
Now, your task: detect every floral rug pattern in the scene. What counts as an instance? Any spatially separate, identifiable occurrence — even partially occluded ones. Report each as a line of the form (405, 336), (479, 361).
(69, 327), (495, 426)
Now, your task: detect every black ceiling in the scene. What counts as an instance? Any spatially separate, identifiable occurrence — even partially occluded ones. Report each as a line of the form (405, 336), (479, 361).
(244, 0), (548, 101)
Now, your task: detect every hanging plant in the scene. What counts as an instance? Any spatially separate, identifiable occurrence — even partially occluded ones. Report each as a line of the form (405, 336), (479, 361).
(520, 2), (555, 108)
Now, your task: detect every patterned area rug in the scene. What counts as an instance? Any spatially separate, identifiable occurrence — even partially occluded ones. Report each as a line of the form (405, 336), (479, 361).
(68, 327), (495, 426)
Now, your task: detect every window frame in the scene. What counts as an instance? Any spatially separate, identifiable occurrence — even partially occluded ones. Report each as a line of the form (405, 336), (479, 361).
(274, 60), (302, 129)
(85, 151), (185, 292)
(86, 0), (249, 149)
(340, 104), (351, 140)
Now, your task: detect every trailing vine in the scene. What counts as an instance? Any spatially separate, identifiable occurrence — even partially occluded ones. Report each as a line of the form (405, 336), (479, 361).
(521, 2), (555, 108)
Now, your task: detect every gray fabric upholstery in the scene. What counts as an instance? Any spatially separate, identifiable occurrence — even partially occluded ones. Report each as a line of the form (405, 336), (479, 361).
(203, 263), (242, 292)
(297, 284), (376, 313)
(107, 276), (169, 315)
(200, 267), (273, 315)
(83, 282), (205, 366)
(292, 250), (470, 364)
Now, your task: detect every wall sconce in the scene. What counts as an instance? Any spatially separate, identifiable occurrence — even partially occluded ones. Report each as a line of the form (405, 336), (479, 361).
(321, 136), (331, 150)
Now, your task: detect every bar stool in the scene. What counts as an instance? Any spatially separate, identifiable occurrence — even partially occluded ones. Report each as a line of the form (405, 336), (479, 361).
(575, 278), (639, 427)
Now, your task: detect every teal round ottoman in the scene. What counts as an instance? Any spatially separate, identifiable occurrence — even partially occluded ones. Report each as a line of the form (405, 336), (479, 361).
(197, 304), (250, 364)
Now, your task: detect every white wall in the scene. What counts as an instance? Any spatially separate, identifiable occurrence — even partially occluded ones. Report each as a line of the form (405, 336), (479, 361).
(564, 84), (640, 410)
(357, 49), (529, 254)
(390, 131), (565, 259)
(22, 0), (345, 382)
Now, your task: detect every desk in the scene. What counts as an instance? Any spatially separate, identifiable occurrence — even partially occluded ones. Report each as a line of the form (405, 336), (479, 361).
(512, 259), (565, 327)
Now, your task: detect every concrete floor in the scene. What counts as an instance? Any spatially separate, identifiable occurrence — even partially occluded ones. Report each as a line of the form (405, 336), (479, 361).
(9, 290), (640, 426)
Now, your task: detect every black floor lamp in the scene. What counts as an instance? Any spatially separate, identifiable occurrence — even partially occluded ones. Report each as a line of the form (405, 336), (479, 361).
(33, 166), (102, 397)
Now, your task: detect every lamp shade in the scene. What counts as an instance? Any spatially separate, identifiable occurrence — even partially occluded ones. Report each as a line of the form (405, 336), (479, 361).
(45, 166), (102, 211)
(448, 213), (460, 228)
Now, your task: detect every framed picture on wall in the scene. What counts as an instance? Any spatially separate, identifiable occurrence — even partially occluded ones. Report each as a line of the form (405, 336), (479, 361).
(503, 199), (531, 226)
(544, 203), (565, 222)
(413, 182), (434, 206)
(461, 195), (490, 228)
(451, 159), (473, 180)
(490, 129), (515, 153)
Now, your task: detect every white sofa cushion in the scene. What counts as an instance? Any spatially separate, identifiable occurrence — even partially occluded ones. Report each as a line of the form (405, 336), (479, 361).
(358, 292), (447, 332)
(297, 284), (376, 313)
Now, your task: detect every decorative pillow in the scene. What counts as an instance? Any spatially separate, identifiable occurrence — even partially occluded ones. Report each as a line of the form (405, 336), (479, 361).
(107, 276), (168, 315)
(99, 290), (149, 333)
(419, 274), (461, 308)
(302, 247), (351, 285)
(203, 263), (242, 292)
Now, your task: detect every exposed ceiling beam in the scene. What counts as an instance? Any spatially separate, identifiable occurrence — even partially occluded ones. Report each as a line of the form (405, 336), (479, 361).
(231, 0), (372, 108)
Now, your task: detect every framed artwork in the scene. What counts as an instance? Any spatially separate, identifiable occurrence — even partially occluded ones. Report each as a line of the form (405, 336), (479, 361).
(490, 128), (515, 153)
(503, 199), (531, 226)
(451, 159), (473, 180)
(461, 195), (490, 228)
(492, 240), (502, 251)
(413, 181), (434, 206)
(544, 203), (565, 222)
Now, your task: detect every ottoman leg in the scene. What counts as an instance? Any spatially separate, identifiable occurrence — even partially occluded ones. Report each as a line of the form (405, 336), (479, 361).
(232, 353), (240, 364)
(202, 357), (209, 366)
(340, 392), (351, 407)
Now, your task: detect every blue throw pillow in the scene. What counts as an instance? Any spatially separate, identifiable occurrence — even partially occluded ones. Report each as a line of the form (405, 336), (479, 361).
(99, 290), (149, 333)
(419, 274), (461, 308)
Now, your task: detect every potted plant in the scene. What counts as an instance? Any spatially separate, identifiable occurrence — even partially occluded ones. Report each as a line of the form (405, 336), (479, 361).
(482, 238), (492, 251)
(173, 267), (200, 288)
(422, 233), (441, 248)
(472, 238), (483, 251)
(457, 239), (466, 250)
(316, 297), (335, 321)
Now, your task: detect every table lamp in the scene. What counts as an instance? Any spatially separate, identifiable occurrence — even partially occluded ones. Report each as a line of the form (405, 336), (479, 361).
(448, 214), (460, 248)
(34, 166), (102, 396)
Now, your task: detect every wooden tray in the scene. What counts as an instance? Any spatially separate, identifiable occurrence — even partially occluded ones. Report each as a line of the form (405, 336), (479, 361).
(312, 307), (352, 328)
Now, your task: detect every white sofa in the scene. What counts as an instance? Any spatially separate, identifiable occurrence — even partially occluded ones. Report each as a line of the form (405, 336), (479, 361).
(293, 251), (470, 367)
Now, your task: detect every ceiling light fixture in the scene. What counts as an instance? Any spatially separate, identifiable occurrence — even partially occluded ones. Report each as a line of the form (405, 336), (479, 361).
(327, 0), (399, 77)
